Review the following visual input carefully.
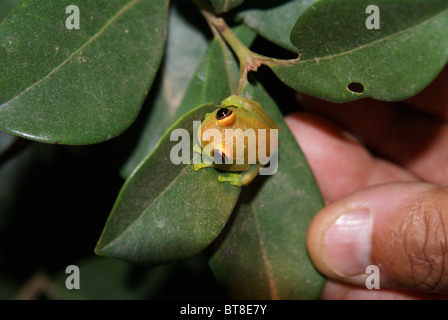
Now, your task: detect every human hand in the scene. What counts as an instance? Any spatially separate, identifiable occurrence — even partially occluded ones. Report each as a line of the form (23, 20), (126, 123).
(285, 66), (448, 299)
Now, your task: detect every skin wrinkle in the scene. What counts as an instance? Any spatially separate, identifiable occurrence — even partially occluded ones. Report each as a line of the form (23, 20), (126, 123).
(402, 190), (448, 292)
(422, 199), (447, 291)
(370, 187), (448, 293)
(439, 201), (448, 290)
(402, 208), (414, 289)
(406, 207), (430, 290)
(423, 212), (435, 290)
(423, 210), (439, 290)
(408, 208), (431, 291)
(427, 200), (448, 291)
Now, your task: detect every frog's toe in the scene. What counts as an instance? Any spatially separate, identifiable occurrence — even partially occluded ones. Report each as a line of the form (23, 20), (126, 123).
(218, 173), (243, 187)
(194, 163), (212, 171)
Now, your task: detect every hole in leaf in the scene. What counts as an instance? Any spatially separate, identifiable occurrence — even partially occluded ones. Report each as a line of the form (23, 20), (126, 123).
(347, 82), (364, 94)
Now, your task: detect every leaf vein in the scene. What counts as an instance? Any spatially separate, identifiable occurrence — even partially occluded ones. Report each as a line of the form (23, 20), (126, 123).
(0, 0), (142, 109)
(101, 162), (192, 250)
(298, 7), (448, 64)
(252, 204), (279, 299)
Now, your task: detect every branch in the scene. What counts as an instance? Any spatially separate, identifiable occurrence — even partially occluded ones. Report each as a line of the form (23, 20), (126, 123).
(194, 0), (300, 95)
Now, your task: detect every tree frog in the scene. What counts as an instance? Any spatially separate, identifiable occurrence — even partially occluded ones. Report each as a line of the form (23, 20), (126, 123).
(194, 95), (279, 186)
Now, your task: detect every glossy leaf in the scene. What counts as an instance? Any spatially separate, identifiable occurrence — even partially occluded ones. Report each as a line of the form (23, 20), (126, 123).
(237, 0), (317, 53)
(120, 1), (209, 178)
(210, 0), (244, 13)
(269, 0), (448, 102)
(95, 103), (241, 265)
(0, 0), (20, 22)
(121, 24), (256, 178)
(173, 27), (249, 116)
(208, 81), (325, 299)
(47, 254), (218, 299)
(121, 39), (235, 177)
(49, 256), (174, 300)
(0, 0), (168, 144)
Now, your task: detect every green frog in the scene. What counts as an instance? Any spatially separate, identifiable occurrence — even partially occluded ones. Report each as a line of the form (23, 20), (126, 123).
(194, 95), (279, 186)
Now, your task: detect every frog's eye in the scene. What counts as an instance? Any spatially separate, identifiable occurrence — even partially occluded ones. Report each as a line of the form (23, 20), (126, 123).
(216, 108), (232, 120)
(216, 107), (235, 126)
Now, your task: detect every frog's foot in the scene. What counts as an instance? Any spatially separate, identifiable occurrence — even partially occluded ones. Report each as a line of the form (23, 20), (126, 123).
(218, 173), (244, 187)
(194, 162), (214, 171)
(218, 164), (262, 187)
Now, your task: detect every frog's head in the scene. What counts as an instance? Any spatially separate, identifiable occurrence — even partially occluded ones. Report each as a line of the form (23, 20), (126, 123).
(197, 105), (238, 164)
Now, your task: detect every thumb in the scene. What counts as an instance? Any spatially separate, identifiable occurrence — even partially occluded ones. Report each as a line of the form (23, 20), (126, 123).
(307, 182), (448, 293)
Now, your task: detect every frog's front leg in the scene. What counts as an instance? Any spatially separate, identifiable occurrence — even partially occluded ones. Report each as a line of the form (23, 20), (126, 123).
(193, 144), (213, 171)
(218, 164), (262, 187)
(194, 162), (215, 171)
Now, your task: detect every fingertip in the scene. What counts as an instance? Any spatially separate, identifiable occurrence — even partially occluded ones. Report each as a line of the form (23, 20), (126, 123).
(306, 203), (373, 285)
(307, 182), (448, 293)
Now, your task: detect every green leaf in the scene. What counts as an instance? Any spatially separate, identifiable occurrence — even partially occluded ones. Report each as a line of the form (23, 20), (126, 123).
(208, 81), (325, 300)
(174, 39), (237, 115)
(48, 254), (218, 299)
(237, 0), (317, 53)
(120, 38), (234, 178)
(269, 0), (448, 102)
(0, 0), (168, 144)
(49, 255), (175, 300)
(119, 1), (209, 178)
(0, 0), (20, 22)
(121, 24), (256, 178)
(210, 0), (244, 13)
(96, 103), (241, 265)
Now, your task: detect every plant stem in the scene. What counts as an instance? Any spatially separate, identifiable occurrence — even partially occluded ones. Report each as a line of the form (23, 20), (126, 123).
(195, 1), (300, 95)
